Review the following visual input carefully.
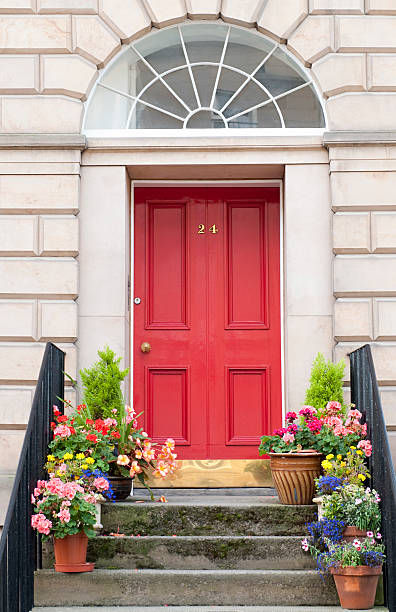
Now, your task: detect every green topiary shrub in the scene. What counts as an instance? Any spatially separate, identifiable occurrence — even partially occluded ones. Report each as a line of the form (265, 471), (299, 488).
(80, 346), (129, 420)
(304, 352), (345, 414)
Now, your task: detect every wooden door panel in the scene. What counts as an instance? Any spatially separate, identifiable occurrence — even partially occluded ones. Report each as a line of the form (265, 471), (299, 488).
(146, 367), (190, 445)
(226, 367), (269, 445)
(147, 202), (188, 329)
(226, 202), (268, 329)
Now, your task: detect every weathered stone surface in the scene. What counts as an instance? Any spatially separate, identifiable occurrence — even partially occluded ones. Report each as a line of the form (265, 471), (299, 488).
(333, 211), (370, 253)
(331, 170), (396, 210)
(334, 255), (396, 296)
(309, 0), (364, 12)
(312, 53), (365, 97)
(0, 215), (38, 255)
(39, 215), (78, 256)
(374, 298), (396, 340)
(257, 0), (307, 41)
(142, 0), (187, 27)
(0, 258), (78, 299)
(34, 568), (338, 607)
(366, 0), (396, 14)
(0, 97), (83, 134)
(328, 93), (396, 131)
(42, 535), (314, 570)
(0, 55), (38, 93)
(221, 0), (264, 26)
(0, 15), (71, 52)
(0, 387), (33, 423)
(72, 15), (121, 66)
(0, 1), (35, 13)
(287, 15), (334, 66)
(37, 0), (98, 13)
(336, 15), (396, 51)
(101, 502), (316, 537)
(372, 211), (396, 252)
(0, 342), (76, 384)
(40, 54), (97, 99)
(99, 0), (151, 42)
(38, 300), (77, 341)
(0, 174), (79, 214)
(186, 0), (221, 19)
(334, 298), (373, 341)
(0, 299), (36, 340)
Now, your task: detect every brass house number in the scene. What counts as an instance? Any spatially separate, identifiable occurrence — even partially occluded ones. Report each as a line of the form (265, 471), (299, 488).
(198, 224), (219, 234)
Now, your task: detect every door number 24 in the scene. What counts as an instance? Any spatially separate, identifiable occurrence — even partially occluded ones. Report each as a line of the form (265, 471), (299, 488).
(198, 224), (219, 234)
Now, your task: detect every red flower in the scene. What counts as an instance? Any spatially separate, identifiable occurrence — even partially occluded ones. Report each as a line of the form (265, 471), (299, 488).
(69, 426), (76, 435)
(86, 433), (97, 443)
(50, 421), (56, 430)
(111, 431), (120, 439)
(53, 406), (60, 417)
(86, 418), (94, 426)
(57, 415), (68, 423)
(77, 404), (86, 413)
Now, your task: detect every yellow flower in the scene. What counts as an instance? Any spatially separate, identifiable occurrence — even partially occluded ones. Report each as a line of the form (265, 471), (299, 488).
(358, 474), (366, 481)
(350, 446), (356, 450)
(76, 453), (85, 460)
(347, 452), (351, 456)
(47, 455), (55, 462)
(340, 462), (346, 467)
(326, 454), (334, 460)
(85, 457), (95, 464)
(321, 460), (333, 470)
(63, 452), (73, 460)
(356, 450), (363, 456)
(337, 454), (342, 461)
(81, 464), (88, 470)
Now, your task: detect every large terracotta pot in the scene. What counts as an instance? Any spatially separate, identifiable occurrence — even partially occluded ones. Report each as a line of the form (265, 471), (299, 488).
(53, 532), (94, 573)
(330, 565), (382, 610)
(343, 525), (367, 542)
(108, 475), (133, 501)
(269, 451), (322, 505)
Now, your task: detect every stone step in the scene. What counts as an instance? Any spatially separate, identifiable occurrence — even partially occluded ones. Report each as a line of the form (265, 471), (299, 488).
(43, 535), (315, 570)
(34, 569), (339, 607)
(32, 606), (388, 612)
(101, 499), (316, 537)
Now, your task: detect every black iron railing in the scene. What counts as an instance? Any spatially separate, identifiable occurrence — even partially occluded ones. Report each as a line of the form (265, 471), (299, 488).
(350, 344), (396, 612)
(0, 343), (64, 612)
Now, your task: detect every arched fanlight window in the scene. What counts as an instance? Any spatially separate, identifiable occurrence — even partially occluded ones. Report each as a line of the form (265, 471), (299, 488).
(84, 23), (325, 131)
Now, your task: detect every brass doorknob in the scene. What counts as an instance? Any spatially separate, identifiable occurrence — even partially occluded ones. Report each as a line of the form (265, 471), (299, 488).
(141, 342), (151, 353)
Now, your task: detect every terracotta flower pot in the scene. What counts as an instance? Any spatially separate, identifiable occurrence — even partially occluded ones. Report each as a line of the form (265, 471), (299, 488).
(269, 451), (322, 505)
(330, 565), (382, 610)
(53, 532), (94, 573)
(343, 525), (367, 542)
(108, 475), (133, 501)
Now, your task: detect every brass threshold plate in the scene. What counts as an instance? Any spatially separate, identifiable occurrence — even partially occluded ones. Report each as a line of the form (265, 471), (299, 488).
(136, 459), (273, 488)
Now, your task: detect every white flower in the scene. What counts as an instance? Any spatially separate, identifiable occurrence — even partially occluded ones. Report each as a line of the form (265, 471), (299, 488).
(301, 538), (309, 552)
(366, 531), (374, 538)
(352, 539), (361, 548)
(141, 431), (148, 438)
(355, 498), (362, 505)
(376, 533), (382, 539)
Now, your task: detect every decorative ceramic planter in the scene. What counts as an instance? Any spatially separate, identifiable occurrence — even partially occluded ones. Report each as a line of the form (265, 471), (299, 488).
(343, 526), (368, 542)
(53, 532), (94, 573)
(269, 451), (322, 505)
(330, 565), (382, 610)
(108, 476), (133, 501)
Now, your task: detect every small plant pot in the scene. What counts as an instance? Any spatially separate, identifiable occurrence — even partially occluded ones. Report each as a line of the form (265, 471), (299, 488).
(269, 451), (322, 505)
(108, 476), (133, 501)
(53, 532), (94, 573)
(343, 525), (368, 542)
(330, 565), (382, 610)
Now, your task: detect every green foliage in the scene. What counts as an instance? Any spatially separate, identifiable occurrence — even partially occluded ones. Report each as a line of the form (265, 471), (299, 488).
(80, 346), (129, 419)
(305, 353), (345, 413)
(322, 484), (381, 531)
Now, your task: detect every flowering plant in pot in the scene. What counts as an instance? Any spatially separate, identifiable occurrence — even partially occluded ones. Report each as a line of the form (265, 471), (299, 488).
(314, 536), (385, 610)
(30, 473), (111, 572)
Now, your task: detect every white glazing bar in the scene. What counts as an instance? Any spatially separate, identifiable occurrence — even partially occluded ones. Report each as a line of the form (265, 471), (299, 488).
(99, 83), (185, 122)
(131, 42), (192, 113)
(220, 44), (277, 114)
(226, 81), (311, 122)
(209, 26), (230, 109)
(178, 25), (201, 110)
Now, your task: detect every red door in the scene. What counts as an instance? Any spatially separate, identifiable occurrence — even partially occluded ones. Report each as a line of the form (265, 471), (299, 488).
(134, 186), (281, 460)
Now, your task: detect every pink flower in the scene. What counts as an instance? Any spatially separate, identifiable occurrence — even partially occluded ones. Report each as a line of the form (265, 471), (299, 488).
(117, 455), (130, 466)
(93, 477), (109, 491)
(104, 417), (117, 427)
(376, 533), (382, 539)
(348, 408), (362, 420)
(282, 432), (295, 444)
(301, 538), (309, 552)
(299, 406), (317, 418)
(357, 439), (372, 457)
(306, 418), (323, 434)
(53, 424), (72, 438)
(361, 423), (367, 436)
(57, 508), (71, 523)
(325, 401), (342, 415)
(31, 513), (52, 535)
(285, 411), (297, 422)
(324, 416), (343, 429)
(367, 531), (374, 538)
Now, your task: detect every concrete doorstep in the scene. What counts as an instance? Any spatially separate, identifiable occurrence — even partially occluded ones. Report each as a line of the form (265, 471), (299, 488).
(32, 606), (389, 611)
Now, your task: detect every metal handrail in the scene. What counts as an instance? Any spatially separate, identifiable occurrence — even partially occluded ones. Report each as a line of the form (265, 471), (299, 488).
(350, 344), (396, 612)
(0, 343), (64, 612)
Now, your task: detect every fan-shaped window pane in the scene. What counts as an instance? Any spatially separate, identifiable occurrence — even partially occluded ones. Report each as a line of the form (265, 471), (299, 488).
(84, 23), (325, 131)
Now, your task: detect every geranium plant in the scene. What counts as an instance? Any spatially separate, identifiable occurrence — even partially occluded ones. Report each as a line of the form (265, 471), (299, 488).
(259, 402), (370, 456)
